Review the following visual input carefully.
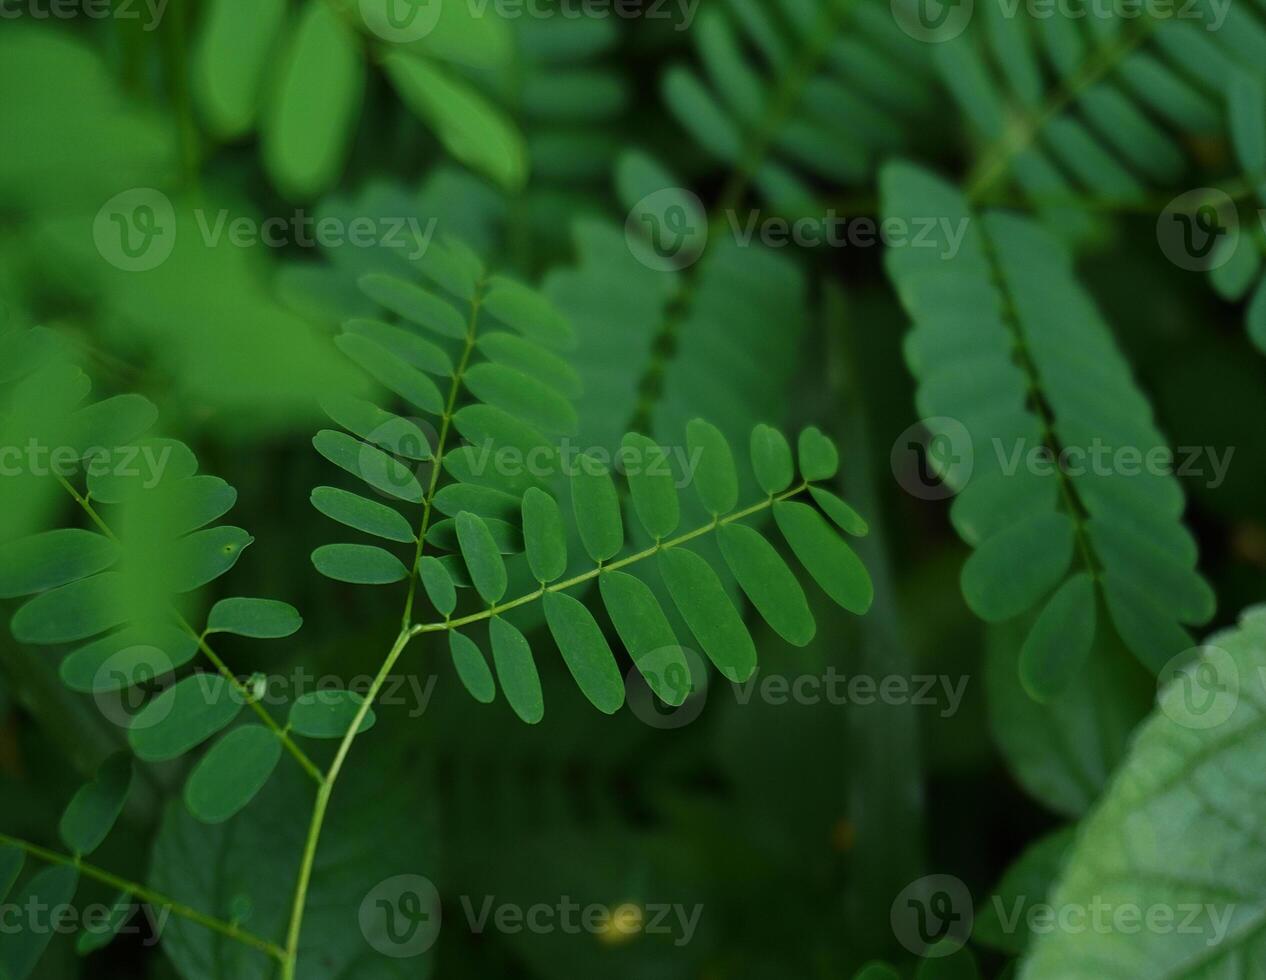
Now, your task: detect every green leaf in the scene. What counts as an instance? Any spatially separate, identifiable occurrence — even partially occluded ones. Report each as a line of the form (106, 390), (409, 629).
(750, 424), (793, 495)
(450, 631), (496, 704)
(11, 573), (127, 645)
(463, 362), (578, 435)
(961, 514), (1076, 623)
(451, 400), (554, 462)
(809, 486), (869, 536)
(433, 484), (521, 523)
(687, 418), (738, 516)
(88, 438), (197, 503)
(184, 725), (282, 824)
(0, 866), (78, 980)
(58, 752), (132, 856)
(206, 598), (302, 639)
(477, 331), (581, 397)
(571, 453), (624, 562)
(383, 53), (527, 192)
(622, 432), (680, 540)
(1019, 573), (1096, 701)
(428, 517), (522, 555)
(542, 591), (624, 714)
(313, 429), (424, 504)
(311, 487), (416, 543)
(263, 2), (362, 198)
(165, 477), (239, 535)
(420, 556), (457, 617)
(357, 273), (468, 340)
(798, 426), (839, 482)
(481, 277), (574, 349)
(129, 675), (244, 762)
(343, 318), (453, 376)
(60, 626), (199, 693)
(522, 488), (567, 583)
(1021, 610), (1266, 977)
(312, 544), (408, 585)
(774, 501), (873, 615)
(489, 616), (544, 724)
(986, 621), (1149, 818)
(659, 547), (757, 683)
(168, 526), (254, 593)
(335, 333), (444, 415)
(718, 523), (816, 647)
(320, 393), (434, 462)
(192, 0), (287, 138)
(288, 690), (376, 738)
(76, 892), (137, 955)
(0, 529), (119, 599)
(456, 512), (508, 604)
(600, 570), (691, 706)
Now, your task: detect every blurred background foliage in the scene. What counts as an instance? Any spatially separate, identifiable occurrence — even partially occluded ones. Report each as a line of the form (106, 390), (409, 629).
(2, 0), (1266, 978)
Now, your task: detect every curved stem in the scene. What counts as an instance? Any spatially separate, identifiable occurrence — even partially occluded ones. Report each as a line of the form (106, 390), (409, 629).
(0, 832), (286, 962)
(279, 628), (414, 980)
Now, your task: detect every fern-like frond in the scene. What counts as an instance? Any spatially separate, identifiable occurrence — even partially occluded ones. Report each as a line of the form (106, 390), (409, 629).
(310, 237), (866, 722)
(414, 420), (872, 723)
(664, 0), (938, 212)
(1216, 68), (1266, 354)
(882, 162), (1215, 697)
(0, 325), (313, 826)
(546, 152), (809, 472)
(931, 0), (1266, 239)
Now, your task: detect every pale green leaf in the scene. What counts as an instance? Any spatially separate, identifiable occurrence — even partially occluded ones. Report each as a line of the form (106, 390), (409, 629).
(311, 544), (408, 585)
(542, 591), (624, 714)
(522, 487), (567, 583)
(206, 598), (302, 639)
(774, 501), (873, 614)
(490, 616), (544, 724)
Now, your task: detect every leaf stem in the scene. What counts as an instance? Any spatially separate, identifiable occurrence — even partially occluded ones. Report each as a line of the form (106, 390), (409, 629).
(0, 831), (287, 962)
(401, 284), (485, 627)
(412, 482), (812, 635)
(278, 627), (414, 980)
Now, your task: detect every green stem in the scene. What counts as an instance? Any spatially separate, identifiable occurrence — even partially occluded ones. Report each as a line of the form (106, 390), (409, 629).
(279, 628), (414, 980)
(190, 630), (325, 785)
(412, 482), (812, 635)
(0, 832), (286, 962)
(401, 285), (485, 627)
